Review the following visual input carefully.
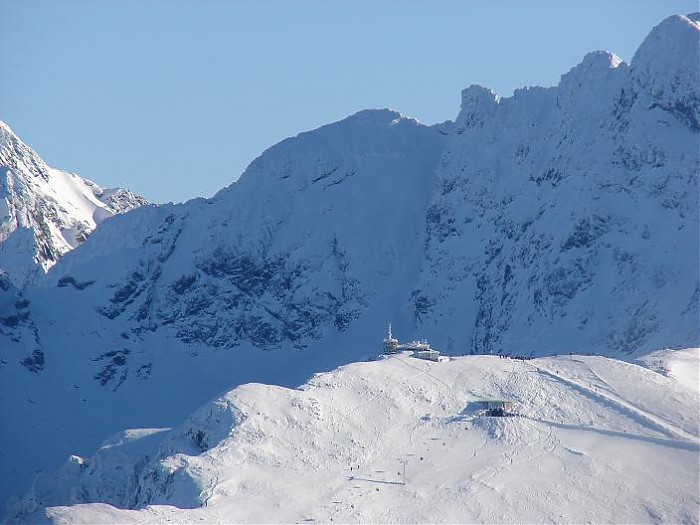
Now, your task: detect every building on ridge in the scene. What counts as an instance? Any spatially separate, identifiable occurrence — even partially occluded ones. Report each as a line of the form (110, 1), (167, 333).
(382, 324), (442, 361)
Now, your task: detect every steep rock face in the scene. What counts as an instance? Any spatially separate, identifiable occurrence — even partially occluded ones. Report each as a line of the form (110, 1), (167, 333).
(412, 14), (699, 356)
(0, 121), (148, 285)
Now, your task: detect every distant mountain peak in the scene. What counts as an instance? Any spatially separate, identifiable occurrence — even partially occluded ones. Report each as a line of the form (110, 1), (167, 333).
(455, 85), (499, 130)
(631, 12), (700, 72)
(568, 50), (623, 73)
(0, 120), (14, 137)
(0, 120), (17, 140)
(0, 120), (148, 285)
(630, 12), (700, 131)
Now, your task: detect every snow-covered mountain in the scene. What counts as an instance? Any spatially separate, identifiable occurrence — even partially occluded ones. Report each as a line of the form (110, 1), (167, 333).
(0, 109), (449, 510)
(7, 351), (699, 524)
(413, 13), (699, 356)
(0, 121), (147, 285)
(1, 12), (698, 517)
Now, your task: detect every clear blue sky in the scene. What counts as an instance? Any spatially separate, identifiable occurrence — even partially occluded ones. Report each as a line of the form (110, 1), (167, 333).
(1, 1), (696, 203)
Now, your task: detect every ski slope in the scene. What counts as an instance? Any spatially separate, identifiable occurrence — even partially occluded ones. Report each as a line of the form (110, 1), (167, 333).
(10, 352), (699, 524)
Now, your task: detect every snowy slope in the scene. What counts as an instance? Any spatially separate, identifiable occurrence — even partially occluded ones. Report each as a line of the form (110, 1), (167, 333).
(637, 347), (700, 392)
(0, 12), (698, 515)
(7, 353), (699, 524)
(0, 109), (448, 510)
(0, 121), (147, 285)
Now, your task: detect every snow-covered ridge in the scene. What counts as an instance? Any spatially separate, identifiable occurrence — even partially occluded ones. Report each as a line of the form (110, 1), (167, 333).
(413, 12), (699, 356)
(0, 121), (148, 285)
(8, 352), (699, 524)
(43, 108), (447, 349)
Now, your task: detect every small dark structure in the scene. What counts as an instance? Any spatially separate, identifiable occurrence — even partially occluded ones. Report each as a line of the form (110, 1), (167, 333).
(480, 400), (516, 417)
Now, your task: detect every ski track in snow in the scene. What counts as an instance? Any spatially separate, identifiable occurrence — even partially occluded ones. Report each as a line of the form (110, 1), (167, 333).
(533, 359), (699, 445)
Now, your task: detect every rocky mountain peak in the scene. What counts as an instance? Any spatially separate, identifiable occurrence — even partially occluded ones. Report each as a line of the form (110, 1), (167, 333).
(455, 85), (499, 130)
(0, 120), (148, 285)
(630, 13), (700, 131)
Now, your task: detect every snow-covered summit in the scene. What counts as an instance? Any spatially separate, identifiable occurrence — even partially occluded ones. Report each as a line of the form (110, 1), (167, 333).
(0, 121), (148, 285)
(7, 352), (699, 524)
(632, 13), (700, 71)
(558, 50), (624, 94)
(412, 14), (699, 357)
(630, 13), (700, 132)
(455, 85), (500, 130)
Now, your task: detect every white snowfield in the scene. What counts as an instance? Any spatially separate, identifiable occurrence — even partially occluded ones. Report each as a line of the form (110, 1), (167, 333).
(639, 347), (700, 393)
(10, 352), (699, 524)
